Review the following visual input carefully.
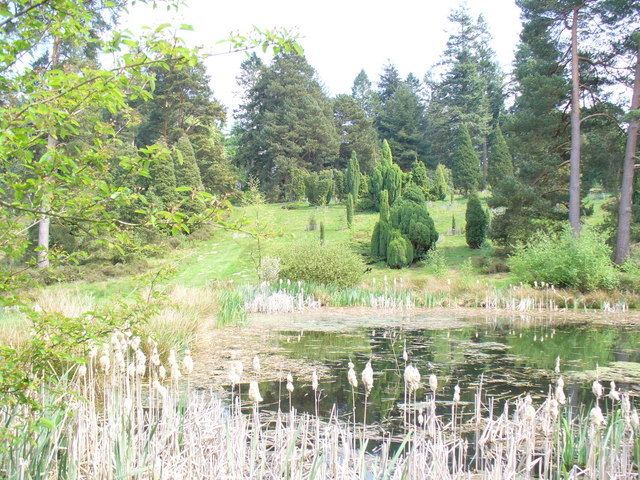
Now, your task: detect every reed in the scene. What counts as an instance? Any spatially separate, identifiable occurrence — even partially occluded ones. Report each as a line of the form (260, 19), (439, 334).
(2, 330), (640, 479)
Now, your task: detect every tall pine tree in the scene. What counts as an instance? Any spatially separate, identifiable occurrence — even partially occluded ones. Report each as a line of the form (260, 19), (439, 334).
(487, 125), (513, 188)
(452, 124), (481, 194)
(235, 54), (339, 197)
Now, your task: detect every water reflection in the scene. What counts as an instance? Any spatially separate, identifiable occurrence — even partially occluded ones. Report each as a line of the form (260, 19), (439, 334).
(243, 317), (640, 429)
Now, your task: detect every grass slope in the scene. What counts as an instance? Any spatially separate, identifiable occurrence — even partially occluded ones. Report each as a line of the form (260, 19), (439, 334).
(40, 194), (608, 301)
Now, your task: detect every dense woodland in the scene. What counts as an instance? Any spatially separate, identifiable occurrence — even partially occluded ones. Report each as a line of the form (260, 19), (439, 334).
(0, 0), (639, 281)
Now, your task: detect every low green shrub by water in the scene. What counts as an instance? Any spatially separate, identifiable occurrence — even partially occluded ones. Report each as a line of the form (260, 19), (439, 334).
(509, 227), (618, 291)
(277, 241), (365, 287)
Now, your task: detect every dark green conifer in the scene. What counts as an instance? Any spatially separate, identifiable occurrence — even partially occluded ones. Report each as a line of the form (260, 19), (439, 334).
(465, 192), (488, 249)
(488, 125), (514, 188)
(452, 124), (481, 194)
(346, 193), (354, 228)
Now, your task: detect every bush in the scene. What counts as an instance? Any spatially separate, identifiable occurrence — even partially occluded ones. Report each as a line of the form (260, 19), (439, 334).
(278, 241), (365, 287)
(386, 230), (414, 269)
(258, 256), (281, 283)
(305, 171), (335, 206)
(389, 185), (438, 258)
(465, 193), (488, 249)
(508, 227), (619, 291)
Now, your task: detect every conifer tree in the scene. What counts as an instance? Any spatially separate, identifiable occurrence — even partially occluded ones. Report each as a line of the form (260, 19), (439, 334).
(452, 124), (481, 194)
(175, 135), (204, 191)
(465, 193), (488, 249)
(433, 164), (452, 201)
(411, 160), (430, 198)
(487, 125), (514, 188)
(489, 2), (569, 246)
(351, 69), (376, 119)
(346, 193), (354, 228)
(148, 142), (178, 209)
(379, 189), (390, 223)
(370, 140), (402, 209)
(371, 185), (438, 267)
(346, 152), (362, 200)
(378, 79), (428, 169)
(370, 190), (391, 258)
(381, 139), (393, 165)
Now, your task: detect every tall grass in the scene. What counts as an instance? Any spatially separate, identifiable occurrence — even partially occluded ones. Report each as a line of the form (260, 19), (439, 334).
(1, 330), (639, 479)
(217, 289), (247, 327)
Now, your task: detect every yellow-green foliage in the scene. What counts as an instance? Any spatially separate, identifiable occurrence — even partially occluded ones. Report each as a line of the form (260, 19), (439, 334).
(278, 241), (365, 287)
(509, 227), (618, 291)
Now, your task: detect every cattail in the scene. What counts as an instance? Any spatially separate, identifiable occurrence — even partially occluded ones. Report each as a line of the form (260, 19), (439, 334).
(169, 356), (182, 380)
(524, 403), (536, 422)
(153, 380), (168, 400)
(150, 347), (160, 366)
(228, 363), (240, 385)
(127, 362), (136, 378)
(98, 349), (110, 373)
(554, 356), (560, 374)
(631, 410), (640, 430)
(453, 384), (461, 404)
(608, 381), (620, 402)
(130, 336), (141, 351)
(417, 408), (424, 425)
(114, 349), (125, 372)
(590, 405), (605, 428)
(557, 376), (564, 389)
(158, 365), (167, 380)
(286, 378), (294, 393)
(362, 361), (373, 394)
(429, 374), (438, 395)
(135, 349), (146, 376)
(622, 394), (631, 417)
(123, 396), (133, 415)
(555, 384), (566, 405)
(404, 364), (420, 392)
(311, 369), (319, 391)
(347, 364), (358, 389)
(182, 350), (194, 375)
(248, 381), (263, 403)
(77, 364), (87, 378)
(252, 355), (261, 374)
(547, 398), (559, 420)
(592, 380), (604, 399)
(521, 395), (535, 422)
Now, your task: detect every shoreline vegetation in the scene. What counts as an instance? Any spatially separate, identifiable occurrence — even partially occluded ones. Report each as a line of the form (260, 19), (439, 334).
(2, 328), (639, 479)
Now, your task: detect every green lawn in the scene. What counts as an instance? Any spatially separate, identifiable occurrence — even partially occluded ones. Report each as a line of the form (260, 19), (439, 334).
(42, 193), (610, 300)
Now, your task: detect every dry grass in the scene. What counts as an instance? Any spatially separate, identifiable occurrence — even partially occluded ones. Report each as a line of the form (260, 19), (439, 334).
(0, 307), (31, 347)
(35, 287), (96, 317)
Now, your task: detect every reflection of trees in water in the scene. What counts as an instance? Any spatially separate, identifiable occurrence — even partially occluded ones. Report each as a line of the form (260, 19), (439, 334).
(256, 321), (640, 428)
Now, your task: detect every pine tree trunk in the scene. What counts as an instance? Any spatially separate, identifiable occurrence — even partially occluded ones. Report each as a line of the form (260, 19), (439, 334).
(614, 49), (640, 265)
(568, 6), (582, 235)
(37, 37), (61, 269)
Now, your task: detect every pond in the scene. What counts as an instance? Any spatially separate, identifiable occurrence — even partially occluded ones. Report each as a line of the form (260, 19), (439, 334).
(237, 311), (640, 431)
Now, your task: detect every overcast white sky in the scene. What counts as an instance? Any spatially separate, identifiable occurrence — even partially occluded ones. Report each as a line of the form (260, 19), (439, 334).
(123, 0), (522, 121)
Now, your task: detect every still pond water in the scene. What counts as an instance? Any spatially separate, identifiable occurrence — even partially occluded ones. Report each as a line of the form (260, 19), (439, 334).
(243, 313), (640, 428)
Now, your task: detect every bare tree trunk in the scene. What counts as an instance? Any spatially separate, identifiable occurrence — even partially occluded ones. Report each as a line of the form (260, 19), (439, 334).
(568, 6), (582, 235)
(37, 37), (61, 269)
(614, 50), (640, 265)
